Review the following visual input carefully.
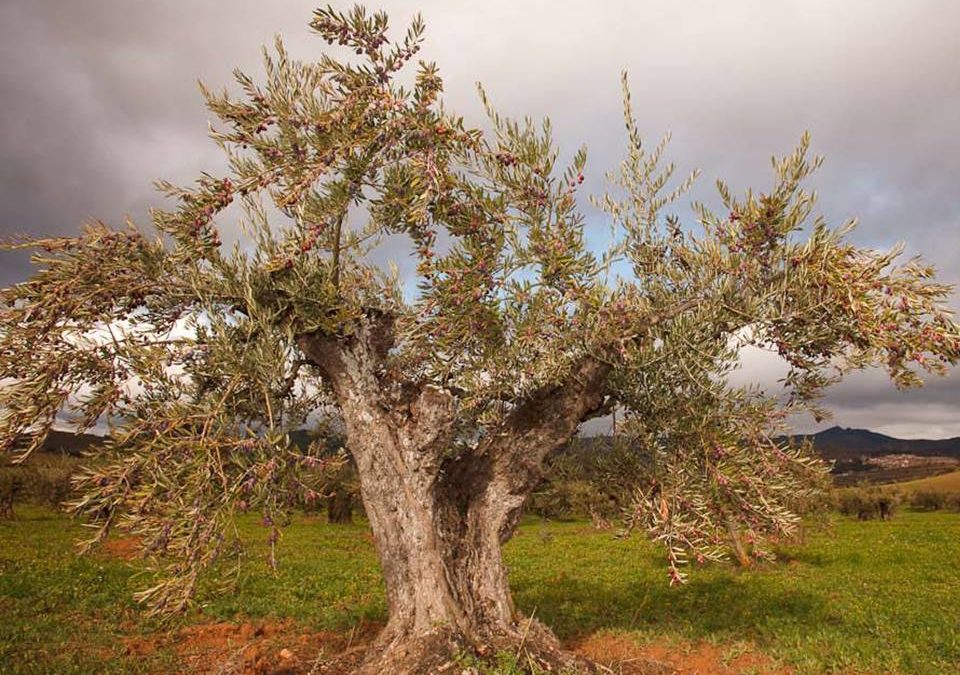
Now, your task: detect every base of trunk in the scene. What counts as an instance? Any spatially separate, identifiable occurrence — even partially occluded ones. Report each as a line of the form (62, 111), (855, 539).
(355, 616), (594, 675)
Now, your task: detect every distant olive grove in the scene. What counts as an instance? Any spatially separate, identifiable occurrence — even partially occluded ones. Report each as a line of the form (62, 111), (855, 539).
(6, 435), (960, 527)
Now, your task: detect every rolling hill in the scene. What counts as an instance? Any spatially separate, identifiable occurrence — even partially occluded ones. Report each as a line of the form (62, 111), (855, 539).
(791, 426), (960, 461)
(892, 469), (960, 494)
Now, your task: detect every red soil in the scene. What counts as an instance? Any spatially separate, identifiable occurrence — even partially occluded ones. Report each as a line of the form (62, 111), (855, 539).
(123, 619), (377, 674)
(118, 620), (795, 674)
(100, 536), (141, 561)
(573, 631), (793, 674)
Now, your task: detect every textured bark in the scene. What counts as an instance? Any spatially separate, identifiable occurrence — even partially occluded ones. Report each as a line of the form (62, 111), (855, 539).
(299, 319), (612, 672)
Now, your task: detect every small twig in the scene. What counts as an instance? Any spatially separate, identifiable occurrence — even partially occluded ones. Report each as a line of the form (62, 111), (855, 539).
(345, 622), (358, 652)
(513, 606), (537, 668)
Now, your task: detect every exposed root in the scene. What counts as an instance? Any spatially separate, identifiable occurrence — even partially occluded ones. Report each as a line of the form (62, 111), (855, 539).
(354, 617), (597, 674)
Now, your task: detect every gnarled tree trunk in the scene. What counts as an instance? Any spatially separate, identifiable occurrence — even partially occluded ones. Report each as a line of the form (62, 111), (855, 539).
(299, 318), (611, 673)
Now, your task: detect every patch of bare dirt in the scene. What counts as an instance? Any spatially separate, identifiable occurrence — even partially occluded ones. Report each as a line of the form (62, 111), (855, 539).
(101, 536), (142, 560)
(572, 631), (793, 675)
(118, 620), (795, 674)
(125, 619), (378, 674)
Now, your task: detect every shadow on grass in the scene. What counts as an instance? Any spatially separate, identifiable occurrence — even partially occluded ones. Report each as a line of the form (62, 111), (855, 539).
(515, 572), (829, 641)
(772, 547), (834, 567)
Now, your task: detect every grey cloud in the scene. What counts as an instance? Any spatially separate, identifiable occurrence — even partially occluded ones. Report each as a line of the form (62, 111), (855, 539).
(1, 1), (958, 435)
(735, 347), (960, 438)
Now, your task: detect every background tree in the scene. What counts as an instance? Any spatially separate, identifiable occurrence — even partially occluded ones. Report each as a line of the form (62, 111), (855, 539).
(299, 419), (359, 524)
(531, 437), (649, 528)
(2, 5), (958, 672)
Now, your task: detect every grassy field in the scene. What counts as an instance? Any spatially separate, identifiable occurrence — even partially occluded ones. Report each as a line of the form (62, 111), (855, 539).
(1, 508), (959, 674)
(891, 469), (960, 494)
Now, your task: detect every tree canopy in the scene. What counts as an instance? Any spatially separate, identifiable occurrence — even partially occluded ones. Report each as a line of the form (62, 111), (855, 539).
(1, 5), (958, 669)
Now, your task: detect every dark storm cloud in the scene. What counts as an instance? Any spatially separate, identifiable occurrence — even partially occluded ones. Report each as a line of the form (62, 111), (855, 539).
(1, 1), (958, 435)
(733, 345), (960, 438)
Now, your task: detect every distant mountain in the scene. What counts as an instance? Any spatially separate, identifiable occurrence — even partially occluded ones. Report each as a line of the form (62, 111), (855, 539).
(32, 424), (960, 463)
(791, 426), (960, 461)
(578, 426), (960, 462)
(574, 426), (960, 486)
(39, 429), (104, 455)
(17, 427), (335, 456)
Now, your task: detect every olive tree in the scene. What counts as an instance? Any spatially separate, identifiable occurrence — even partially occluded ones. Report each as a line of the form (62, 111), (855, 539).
(2, 6), (957, 672)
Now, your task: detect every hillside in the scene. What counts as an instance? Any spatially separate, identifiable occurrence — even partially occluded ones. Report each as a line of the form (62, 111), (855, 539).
(40, 429), (104, 455)
(575, 427), (960, 486)
(891, 469), (960, 494)
(36, 424), (960, 461)
(23, 426), (960, 488)
(0, 430), (105, 462)
(580, 426), (960, 461)
(1, 428), (330, 461)
(791, 426), (960, 460)
(788, 427), (960, 485)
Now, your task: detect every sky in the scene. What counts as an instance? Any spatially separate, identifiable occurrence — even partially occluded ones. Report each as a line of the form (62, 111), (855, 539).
(1, 1), (958, 438)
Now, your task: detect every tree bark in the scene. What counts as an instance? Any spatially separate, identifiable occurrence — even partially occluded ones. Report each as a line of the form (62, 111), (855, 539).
(299, 320), (611, 672)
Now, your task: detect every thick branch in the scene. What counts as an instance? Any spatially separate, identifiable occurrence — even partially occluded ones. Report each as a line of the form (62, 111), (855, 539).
(487, 355), (612, 464)
(297, 307), (456, 469)
(296, 308), (396, 383)
(443, 355), (612, 545)
(620, 295), (704, 345)
(330, 210), (346, 293)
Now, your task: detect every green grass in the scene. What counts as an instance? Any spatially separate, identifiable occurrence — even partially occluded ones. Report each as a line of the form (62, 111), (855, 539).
(508, 516), (960, 674)
(1, 508), (959, 673)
